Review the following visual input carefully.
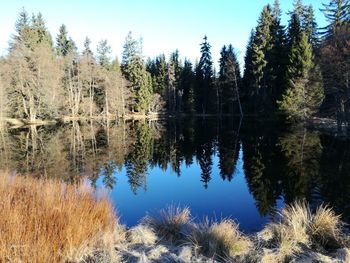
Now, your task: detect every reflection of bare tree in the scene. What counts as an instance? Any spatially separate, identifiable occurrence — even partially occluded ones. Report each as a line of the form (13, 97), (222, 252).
(0, 126), (10, 170)
(69, 121), (85, 175)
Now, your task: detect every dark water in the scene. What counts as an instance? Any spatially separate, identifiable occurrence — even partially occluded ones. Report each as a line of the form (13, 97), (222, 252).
(1, 118), (350, 232)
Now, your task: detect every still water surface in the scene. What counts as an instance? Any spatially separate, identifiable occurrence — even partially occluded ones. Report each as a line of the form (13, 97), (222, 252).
(1, 118), (349, 232)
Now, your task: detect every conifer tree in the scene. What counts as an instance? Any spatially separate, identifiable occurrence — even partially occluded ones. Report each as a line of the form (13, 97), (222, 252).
(121, 32), (152, 113)
(279, 32), (324, 120)
(180, 59), (195, 113)
(195, 35), (213, 114)
(250, 5), (274, 112)
(31, 12), (53, 46)
(321, 0), (349, 38)
(269, 0), (288, 105)
(304, 5), (319, 48)
(218, 44), (242, 114)
(242, 30), (255, 100)
(83, 37), (93, 57)
(56, 24), (74, 56)
(97, 39), (111, 69)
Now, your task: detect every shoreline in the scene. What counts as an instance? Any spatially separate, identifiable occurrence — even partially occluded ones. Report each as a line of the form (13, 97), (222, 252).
(1, 115), (349, 138)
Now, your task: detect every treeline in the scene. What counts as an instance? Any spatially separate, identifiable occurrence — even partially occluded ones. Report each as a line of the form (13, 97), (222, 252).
(0, 8), (242, 122)
(0, 0), (349, 123)
(243, 0), (350, 124)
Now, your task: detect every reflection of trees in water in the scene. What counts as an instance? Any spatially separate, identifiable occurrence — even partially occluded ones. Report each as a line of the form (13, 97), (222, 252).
(278, 127), (322, 203)
(0, 127), (11, 170)
(242, 121), (285, 217)
(197, 142), (213, 189)
(218, 119), (241, 181)
(125, 122), (153, 194)
(317, 135), (350, 222)
(2, 119), (350, 223)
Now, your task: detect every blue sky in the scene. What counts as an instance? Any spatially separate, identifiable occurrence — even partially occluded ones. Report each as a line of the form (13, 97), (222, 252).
(0, 0), (327, 67)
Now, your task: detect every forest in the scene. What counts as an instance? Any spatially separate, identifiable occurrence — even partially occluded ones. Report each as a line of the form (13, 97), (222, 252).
(0, 0), (349, 126)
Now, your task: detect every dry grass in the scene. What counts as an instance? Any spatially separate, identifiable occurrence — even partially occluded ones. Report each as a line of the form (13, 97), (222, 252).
(0, 173), (123, 263)
(127, 225), (158, 246)
(311, 205), (344, 248)
(142, 205), (191, 243)
(262, 201), (346, 262)
(189, 218), (252, 260)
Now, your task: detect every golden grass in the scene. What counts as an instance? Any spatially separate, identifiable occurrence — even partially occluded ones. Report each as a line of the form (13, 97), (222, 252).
(142, 205), (191, 243)
(189, 218), (252, 260)
(263, 201), (346, 262)
(311, 205), (344, 248)
(0, 173), (123, 263)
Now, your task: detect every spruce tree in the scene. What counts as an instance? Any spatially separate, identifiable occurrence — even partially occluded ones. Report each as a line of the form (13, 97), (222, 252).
(180, 59), (195, 113)
(218, 45), (241, 114)
(195, 35), (213, 114)
(250, 5), (274, 112)
(97, 39), (111, 69)
(121, 32), (152, 114)
(12, 7), (30, 48)
(56, 24), (74, 56)
(321, 0), (349, 38)
(242, 30), (255, 100)
(31, 12), (53, 46)
(279, 32), (324, 120)
(83, 37), (93, 57)
(304, 5), (319, 49)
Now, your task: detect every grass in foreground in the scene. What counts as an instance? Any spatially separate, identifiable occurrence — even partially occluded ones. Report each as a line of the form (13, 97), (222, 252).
(189, 218), (252, 260)
(261, 201), (347, 262)
(142, 205), (191, 243)
(0, 173), (123, 263)
(0, 172), (348, 263)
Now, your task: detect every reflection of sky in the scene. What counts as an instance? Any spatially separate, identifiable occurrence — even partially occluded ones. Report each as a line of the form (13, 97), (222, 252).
(97, 145), (284, 233)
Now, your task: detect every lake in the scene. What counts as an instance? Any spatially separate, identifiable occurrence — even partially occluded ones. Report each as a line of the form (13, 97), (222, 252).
(1, 118), (349, 232)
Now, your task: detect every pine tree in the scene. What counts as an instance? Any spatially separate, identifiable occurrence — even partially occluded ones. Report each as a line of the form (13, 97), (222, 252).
(56, 24), (74, 56)
(121, 32), (140, 81)
(304, 5), (319, 48)
(180, 59), (195, 113)
(167, 50), (183, 112)
(12, 7), (30, 47)
(195, 35), (213, 114)
(269, 0), (288, 105)
(97, 39), (111, 69)
(242, 30), (255, 100)
(83, 37), (93, 57)
(218, 44), (242, 114)
(279, 32), (324, 120)
(288, 13), (302, 47)
(293, 0), (306, 19)
(121, 32), (152, 113)
(250, 5), (274, 112)
(32, 12), (53, 46)
(321, 0), (349, 38)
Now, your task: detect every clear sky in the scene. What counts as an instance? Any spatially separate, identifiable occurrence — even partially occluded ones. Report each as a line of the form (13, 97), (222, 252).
(0, 0), (327, 67)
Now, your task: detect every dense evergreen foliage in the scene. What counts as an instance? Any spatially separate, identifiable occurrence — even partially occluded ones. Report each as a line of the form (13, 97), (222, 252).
(242, 0), (349, 124)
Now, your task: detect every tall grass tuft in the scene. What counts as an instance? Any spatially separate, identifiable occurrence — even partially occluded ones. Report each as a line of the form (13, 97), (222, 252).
(0, 173), (123, 263)
(311, 204), (344, 248)
(142, 205), (191, 243)
(189, 218), (251, 260)
(262, 201), (346, 262)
